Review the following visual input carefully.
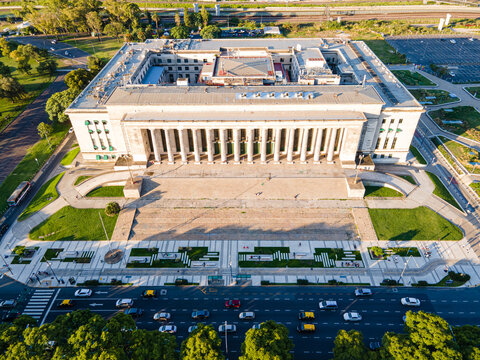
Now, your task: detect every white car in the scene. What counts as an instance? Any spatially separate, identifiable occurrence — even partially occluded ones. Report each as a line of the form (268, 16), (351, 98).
(354, 288), (372, 297)
(159, 325), (177, 334)
(153, 312), (171, 321)
(239, 311), (255, 320)
(116, 298), (134, 308)
(74, 289), (92, 297)
(343, 311), (362, 322)
(401, 297), (421, 307)
(218, 324), (237, 333)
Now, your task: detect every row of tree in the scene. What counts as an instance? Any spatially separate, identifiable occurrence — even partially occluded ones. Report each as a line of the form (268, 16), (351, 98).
(0, 311), (293, 360)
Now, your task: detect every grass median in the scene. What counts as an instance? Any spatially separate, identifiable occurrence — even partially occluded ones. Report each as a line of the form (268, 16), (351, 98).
(61, 36), (122, 61)
(86, 186), (124, 197)
(364, 186), (403, 198)
(368, 207), (463, 241)
(425, 171), (462, 211)
(391, 70), (435, 86)
(409, 89), (458, 105)
(29, 206), (118, 241)
(61, 147), (80, 166)
(429, 106), (480, 142)
(410, 145), (427, 165)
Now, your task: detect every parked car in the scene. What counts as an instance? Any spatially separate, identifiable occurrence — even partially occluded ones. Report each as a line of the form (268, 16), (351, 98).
(124, 308), (143, 318)
(218, 324), (237, 333)
(159, 325), (177, 334)
(116, 299), (134, 308)
(369, 341), (382, 351)
(343, 311), (362, 322)
(74, 289), (92, 297)
(0, 300), (17, 309)
(142, 290), (157, 298)
(319, 300), (338, 310)
(225, 300), (241, 309)
(239, 312), (255, 320)
(401, 297), (421, 307)
(153, 312), (171, 321)
(188, 325), (199, 333)
(57, 299), (75, 308)
(354, 288), (372, 297)
(2, 311), (19, 322)
(191, 310), (209, 320)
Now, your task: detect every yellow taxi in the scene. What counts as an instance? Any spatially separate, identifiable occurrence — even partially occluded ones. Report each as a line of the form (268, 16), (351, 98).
(298, 311), (315, 320)
(142, 290), (157, 298)
(297, 323), (315, 333)
(57, 299), (75, 308)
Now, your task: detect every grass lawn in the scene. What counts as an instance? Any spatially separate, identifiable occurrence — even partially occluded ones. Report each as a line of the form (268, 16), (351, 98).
(130, 248), (158, 257)
(368, 207), (463, 241)
(429, 106), (480, 142)
(61, 147), (80, 166)
(391, 70), (435, 86)
(425, 171), (462, 211)
(29, 206), (118, 241)
(471, 182), (480, 196)
(465, 86), (480, 99)
(435, 136), (477, 174)
(364, 185), (403, 198)
(41, 248), (63, 262)
(410, 145), (427, 165)
(18, 172), (64, 221)
(0, 54), (55, 132)
(0, 124), (69, 216)
(74, 175), (92, 186)
(409, 89), (459, 105)
(363, 40), (407, 64)
(368, 246), (421, 259)
(61, 36), (123, 61)
(399, 175), (416, 185)
(179, 246), (209, 261)
(86, 186), (124, 197)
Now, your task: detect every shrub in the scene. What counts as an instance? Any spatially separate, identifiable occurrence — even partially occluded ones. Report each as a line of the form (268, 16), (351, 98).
(82, 280), (100, 286)
(448, 271), (470, 282)
(261, 280), (271, 286)
(297, 279), (309, 285)
(175, 278), (189, 285)
(371, 246), (384, 258)
(416, 280), (429, 286)
(328, 279), (338, 285)
(381, 279), (399, 286)
(105, 202), (121, 216)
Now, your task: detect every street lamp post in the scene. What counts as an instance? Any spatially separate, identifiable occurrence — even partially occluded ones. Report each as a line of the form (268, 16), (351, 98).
(43, 255), (60, 283)
(354, 154), (365, 184)
(0, 254), (13, 275)
(224, 320), (228, 354)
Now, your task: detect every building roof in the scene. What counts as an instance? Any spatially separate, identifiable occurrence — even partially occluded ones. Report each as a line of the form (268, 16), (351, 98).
(215, 57), (272, 77)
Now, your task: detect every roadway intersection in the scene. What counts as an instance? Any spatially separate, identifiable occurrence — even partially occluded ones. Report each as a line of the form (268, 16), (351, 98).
(1, 281), (479, 360)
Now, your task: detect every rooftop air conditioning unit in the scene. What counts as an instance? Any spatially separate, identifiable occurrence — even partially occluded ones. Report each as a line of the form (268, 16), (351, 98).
(307, 93), (314, 99)
(269, 92), (275, 98)
(297, 92), (304, 98)
(241, 93), (247, 98)
(283, 92), (289, 98)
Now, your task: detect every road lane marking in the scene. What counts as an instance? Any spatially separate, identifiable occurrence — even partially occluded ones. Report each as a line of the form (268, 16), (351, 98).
(40, 288), (60, 326)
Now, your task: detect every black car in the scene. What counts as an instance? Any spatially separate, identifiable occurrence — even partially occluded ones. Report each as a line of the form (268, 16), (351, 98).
(2, 311), (19, 322)
(191, 310), (210, 320)
(124, 308), (143, 318)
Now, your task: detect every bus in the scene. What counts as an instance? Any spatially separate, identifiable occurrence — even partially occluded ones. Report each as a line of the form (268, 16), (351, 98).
(7, 181), (31, 206)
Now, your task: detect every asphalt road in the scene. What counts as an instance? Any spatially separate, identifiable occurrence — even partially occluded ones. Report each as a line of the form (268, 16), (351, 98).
(2, 284), (478, 359)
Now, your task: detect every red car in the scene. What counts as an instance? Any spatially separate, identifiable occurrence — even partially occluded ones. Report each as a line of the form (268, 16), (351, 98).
(225, 300), (241, 309)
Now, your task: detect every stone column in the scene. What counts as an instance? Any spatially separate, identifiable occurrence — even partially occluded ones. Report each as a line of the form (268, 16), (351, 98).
(274, 128), (281, 163)
(206, 129), (214, 163)
(150, 129), (160, 162)
(261, 128), (268, 163)
(247, 129), (254, 163)
(178, 128), (188, 163)
(313, 128), (323, 163)
(220, 129), (227, 163)
(300, 128), (309, 162)
(287, 128), (295, 163)
(192, 129), (201, 163)
(327, 128), (338, 163)
(234, 129), (240, 163)
(164, 129), (174, 163)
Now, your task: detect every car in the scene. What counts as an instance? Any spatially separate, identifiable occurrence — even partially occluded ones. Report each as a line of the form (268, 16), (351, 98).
(153, 312), (171, 321)
(225, 300), (241, 309)
(0, 299), (17, 308)
(74, 289), (92, 297)
(191, 310), (209, 320)
(51, 39), (57, 44)
(188, 325), (199, 333)
(343, 311), (362, 322)
(124, 308), (143, 318)
(239, 311), (255, 320)
(68, 127), (74, 134)
(49, 47), (55, 52)
(401, 297), (421, 307)
(142, 290), (157, 298)
(57, 299), (74, 308)
(450, 39), (456, 44)
(369, 341), (382, 351)
(297, 323), (315, 333)
(319, 300), (338, 310)
(252, 323), (262, 330)
(159, 325), (177, 334)
(116, 299), (134, 308)
(354, 288), (372, 297)
(218, 324), (237, 333)
(403, 315), (407, 323)
(2, 311), (19, 322)
(298, 311), (315, 320)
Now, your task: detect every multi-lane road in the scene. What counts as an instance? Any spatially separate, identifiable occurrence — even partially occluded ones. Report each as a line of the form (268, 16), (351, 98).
(1, 279), (479, 360)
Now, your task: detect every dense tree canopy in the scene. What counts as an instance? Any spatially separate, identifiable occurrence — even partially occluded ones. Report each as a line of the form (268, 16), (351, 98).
(170, 25), (190, 39)
(333, 329), (369, 360)
(45, 88), (77, 123)
(200, 25), (221, 39)
(240, 320), (293, 360)
(180, 323), (224, 360)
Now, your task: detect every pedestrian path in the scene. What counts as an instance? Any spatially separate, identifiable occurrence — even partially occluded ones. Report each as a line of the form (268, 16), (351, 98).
(314, 253), (335, 267)
(22, 289), (56, 320)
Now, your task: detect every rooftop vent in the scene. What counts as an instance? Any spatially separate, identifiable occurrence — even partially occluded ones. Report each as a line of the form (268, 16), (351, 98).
(307, 93), (314, 99)
(283, 92), (289, 98)
(269, 92), (275, 98)
(297, 91), (304, 98)
(255, 92), (262, 98)
(241, 92), (247, 98)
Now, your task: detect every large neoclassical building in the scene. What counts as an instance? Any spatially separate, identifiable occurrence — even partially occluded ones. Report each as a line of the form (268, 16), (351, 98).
(66, 38), (423, 167)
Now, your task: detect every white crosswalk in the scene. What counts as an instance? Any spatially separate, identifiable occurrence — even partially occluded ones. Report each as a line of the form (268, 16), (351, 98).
(22, 289), (56, 320)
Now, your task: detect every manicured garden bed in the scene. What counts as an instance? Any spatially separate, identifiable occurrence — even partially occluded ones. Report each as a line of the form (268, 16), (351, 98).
(41, 248), (63, 262)
(425, 171), (462, 210)
(364, 185), (403, 198)
(465, 86), (480, 99)
(130, 248), (159, 257)
(436, 136), (479, 174)
(86, 186), (125, 197)
(368, 207), (463, 241)
(29, 206), (118, 241)
(431, 137), (465, 175)
(391, 70), (435, 86)
(429, 106), (480, 142)
(409, 89), (458, 105)
(61, 147), (80, 166)
(368, 246), (421, 259)
(74, 175), (92, 186)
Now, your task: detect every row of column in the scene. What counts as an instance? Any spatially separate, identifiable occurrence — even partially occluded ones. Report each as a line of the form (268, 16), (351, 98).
(149, 127), (342, 164)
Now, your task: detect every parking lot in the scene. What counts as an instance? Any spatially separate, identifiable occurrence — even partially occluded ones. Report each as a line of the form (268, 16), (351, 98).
(387, 37), (480, 83)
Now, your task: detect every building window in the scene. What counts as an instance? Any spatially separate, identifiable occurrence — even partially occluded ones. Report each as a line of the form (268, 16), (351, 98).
(380, 154), (385, 159)
(383, 138), (389, 150)
(177, 59), (181, 63)
(280, 58), (284, 62)
(391, 137), (397, 149)
(267, 129), (273, 141)
(388, 154), (393, 158)
(240, 129), (246, 141)
(375, 138), (381, 150)
(382, 119), (386, 124)
(194, 66), (199, 71)
(203, 59), (207, 62)
(178, 67), (182, 71)
(168, 66), (172, 71)
(167, 59), (172, 63)
(184, 59), (188, 63)
(213, 129), (219, 141)
(185, 66), (189, 70)
(194, 59), (198, 63)
(399, 119), (403, 124)
(372, 154), (377, 159)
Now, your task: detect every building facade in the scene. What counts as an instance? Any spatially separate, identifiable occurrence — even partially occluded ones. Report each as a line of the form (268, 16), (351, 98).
(66, 38), (423, 166)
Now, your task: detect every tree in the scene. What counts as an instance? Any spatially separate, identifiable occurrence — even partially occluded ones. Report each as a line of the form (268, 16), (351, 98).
(37, 122), (53, 148)
(105, 202), (121, 216)
(87, 55), (105, 76)
(170, 25), (189, 39)
(370, 246), (384, 258)
(183, 7), (192, 28)
(0, 38), (12, 57)
(152, 12), (160, 34)
(64, 68), (93, 94)
(332, 329), (368, 360)
(9, 48), (31, 74)
(104, 21), (124, 41)
(0, 75), (25, 101)
(174, 11), (181, 27)
(200, 25), (220, 39)
(200, 5), (210, 28)
(454, 325), (480, 360)
(0, 61), (11, 77)
(130, 330), (177, 360)
(86, 11), (103, 41)
(240, 320), (293, 360)
(181, 324), (224, 360)
(37, 58), (57, 76)
(45, 88), (76, 123)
